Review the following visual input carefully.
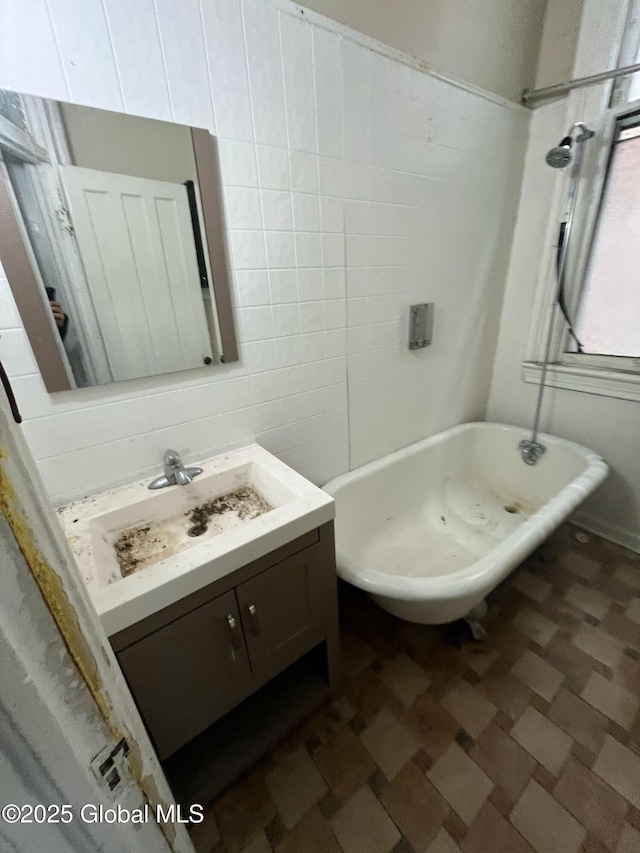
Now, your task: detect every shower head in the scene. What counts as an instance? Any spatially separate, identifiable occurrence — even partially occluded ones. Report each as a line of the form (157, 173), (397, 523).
(545, 122), (595, 169)
(546, 136), (573, 168)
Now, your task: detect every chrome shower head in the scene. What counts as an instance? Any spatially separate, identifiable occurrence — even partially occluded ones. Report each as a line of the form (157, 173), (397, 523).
(546, 136), (573, 168)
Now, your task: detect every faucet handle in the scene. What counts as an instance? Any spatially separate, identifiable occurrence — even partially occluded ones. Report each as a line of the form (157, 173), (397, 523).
(163, 449), (181, 466)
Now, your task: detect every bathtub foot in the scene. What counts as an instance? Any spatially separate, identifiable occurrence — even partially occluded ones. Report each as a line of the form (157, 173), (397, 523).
(464, 601), (488, 641)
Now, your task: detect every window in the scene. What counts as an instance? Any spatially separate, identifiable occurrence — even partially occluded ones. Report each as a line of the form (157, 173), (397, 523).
(573, 114), (640, 359)
(524, 2), (640, 400)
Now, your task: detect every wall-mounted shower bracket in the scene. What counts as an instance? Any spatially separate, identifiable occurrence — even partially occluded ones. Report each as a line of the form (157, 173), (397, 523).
(408, 303), (434, 350)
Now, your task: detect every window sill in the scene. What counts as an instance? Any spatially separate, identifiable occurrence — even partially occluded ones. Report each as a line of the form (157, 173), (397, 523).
(522, 361), (640, 403)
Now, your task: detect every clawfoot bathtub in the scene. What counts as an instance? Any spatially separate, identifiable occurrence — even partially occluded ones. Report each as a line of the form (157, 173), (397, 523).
(324, 423), (608, 625)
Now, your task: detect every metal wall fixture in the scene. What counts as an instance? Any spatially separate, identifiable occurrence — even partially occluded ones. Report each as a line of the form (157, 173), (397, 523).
(408, 303), (434, 350)
(519, 122), (595, 466)
(523, 60), (640, 105)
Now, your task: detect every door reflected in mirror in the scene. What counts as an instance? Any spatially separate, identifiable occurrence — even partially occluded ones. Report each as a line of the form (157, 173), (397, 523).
(0, 91), (237, 390)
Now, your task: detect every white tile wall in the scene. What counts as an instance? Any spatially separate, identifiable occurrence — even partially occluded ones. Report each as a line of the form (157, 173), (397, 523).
(0, 0), (527, 504)
(341, 42), (528, 467)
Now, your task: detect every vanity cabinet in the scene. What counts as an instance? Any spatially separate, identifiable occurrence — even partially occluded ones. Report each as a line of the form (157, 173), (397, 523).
(111, 522), (340, 761)
(117, 591), (253, 759)
(236, 546), (323, 686)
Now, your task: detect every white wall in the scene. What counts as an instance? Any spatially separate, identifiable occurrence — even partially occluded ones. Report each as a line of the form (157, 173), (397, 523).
(0, 0), (527, 506)
(487, 0), (640, 552)
(301, 0), (547, 101)
(341, 46), (527, 468)
(534, 0), (584, 90)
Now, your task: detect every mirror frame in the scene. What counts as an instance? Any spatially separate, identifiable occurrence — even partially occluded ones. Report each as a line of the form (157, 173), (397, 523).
(0, 121), (238, 393)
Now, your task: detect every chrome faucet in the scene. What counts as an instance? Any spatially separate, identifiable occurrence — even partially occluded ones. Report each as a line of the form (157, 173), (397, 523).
(518, 438), (546, 466)
(148, 449), (203, 490)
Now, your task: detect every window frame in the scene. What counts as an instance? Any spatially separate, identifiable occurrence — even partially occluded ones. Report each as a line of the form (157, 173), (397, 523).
(523, 98), (640, 402)
(562, 104), (640, 372)
(523, 0), (640, 402)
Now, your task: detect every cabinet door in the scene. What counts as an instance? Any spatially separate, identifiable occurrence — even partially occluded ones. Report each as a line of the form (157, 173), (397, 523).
(117, 590), (253, 759)
(236, 550), (323, 685)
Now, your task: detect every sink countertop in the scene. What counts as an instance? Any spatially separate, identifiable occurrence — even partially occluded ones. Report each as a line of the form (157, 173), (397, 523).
(57, 444), (335, 636)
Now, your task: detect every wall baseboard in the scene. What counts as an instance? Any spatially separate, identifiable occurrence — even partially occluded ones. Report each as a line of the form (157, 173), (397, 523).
(570, 510), (640, 557)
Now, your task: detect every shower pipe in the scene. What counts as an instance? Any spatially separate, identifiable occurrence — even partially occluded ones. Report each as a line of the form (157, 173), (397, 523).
(523, 61), (640, 105)
(519, 122), (595, 466)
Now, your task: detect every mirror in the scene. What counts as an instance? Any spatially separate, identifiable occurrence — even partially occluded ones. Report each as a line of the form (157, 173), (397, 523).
(0, 90), (238, 391)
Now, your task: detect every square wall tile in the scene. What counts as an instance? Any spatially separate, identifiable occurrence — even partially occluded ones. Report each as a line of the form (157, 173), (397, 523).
(265, 232), (296, 268)
(213, 85), (254, 141)
(230, 230), (266, 269)
(240, 306), (273, 342)
(290, 151), (320, 194)
(320, 196), (344, 232)
(297, 269), (323, 302)
(261, 190), (293, 231)
(292, 193), (321, 231)
(269, 269), (298, 304)
(235, 270), (270, 307)
(299, 303), (325, 333)
(252, 95), (288, 147)
(219, 139), (258, 187)
(296, 233), (322, 267)
(256, 145), (291, 190)
(272, 305), (300, 338)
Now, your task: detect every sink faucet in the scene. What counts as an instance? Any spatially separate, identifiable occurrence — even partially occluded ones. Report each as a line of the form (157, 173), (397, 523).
(148, 450), (203, 490)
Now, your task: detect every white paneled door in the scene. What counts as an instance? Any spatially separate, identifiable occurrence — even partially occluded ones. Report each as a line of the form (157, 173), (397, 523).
(60, 166), (213, 381)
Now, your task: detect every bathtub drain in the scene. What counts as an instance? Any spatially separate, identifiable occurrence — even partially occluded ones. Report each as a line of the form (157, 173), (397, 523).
(503, 505), (519, 514)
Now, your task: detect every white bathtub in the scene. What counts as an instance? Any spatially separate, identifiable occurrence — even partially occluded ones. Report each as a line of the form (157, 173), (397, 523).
(324, 422), (608, 624)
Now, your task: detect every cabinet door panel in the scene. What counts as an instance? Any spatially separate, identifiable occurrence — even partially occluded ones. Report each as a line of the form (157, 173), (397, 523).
(117, 590), (253, 759)
(236, 551), (323, 684)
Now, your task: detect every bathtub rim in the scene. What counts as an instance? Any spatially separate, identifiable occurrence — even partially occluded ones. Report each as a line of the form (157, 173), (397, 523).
(323, 421), (609, 604)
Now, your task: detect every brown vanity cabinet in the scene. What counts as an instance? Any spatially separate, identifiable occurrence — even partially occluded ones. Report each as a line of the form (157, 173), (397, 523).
(236, 546), (323, 686)
(116, 590), (253, 759)
(111, 522), (340, 761)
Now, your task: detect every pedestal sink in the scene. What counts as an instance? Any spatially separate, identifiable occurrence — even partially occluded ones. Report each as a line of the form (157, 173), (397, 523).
(58, 444), (334, 635)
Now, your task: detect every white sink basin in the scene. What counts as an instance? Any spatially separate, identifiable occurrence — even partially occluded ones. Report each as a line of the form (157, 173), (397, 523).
(58, 444), (334, 636)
